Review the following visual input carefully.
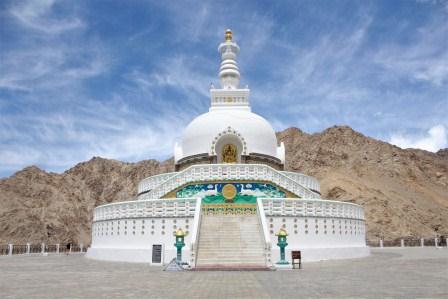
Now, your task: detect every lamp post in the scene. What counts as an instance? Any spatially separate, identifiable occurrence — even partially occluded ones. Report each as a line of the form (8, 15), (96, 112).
(276, 228), (289, 265)
(174, 228), (187, 263)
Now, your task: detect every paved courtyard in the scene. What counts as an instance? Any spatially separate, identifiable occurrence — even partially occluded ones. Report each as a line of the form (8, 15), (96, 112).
(0, 248), (447, 299)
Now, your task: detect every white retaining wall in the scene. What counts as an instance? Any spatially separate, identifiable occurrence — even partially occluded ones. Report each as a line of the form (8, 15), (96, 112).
(88, 197), (368, 264)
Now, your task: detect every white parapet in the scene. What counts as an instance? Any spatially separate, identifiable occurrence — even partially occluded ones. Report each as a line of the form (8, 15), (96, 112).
(87, 197), (199, 264)
(260, 198), (368, 262)
(261, 198), (365, 220)
(93, 197), (198, 222)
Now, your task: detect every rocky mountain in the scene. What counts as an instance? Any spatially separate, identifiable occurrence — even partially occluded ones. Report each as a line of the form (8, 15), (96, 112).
(277, 126), (448, 241)
(0, 126), (447, 245)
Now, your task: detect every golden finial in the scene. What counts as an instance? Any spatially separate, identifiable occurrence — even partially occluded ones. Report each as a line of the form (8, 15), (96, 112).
(174, 228), (186, 237)
(276, 228), (288, 237)
(225, 29), (232, 41)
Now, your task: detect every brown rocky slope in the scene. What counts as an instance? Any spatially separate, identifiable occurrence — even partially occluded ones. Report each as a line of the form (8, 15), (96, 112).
(0, 126), (447, 245)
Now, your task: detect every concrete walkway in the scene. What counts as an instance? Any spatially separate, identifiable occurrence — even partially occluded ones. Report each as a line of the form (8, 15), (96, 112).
(0, 248), (447, 298)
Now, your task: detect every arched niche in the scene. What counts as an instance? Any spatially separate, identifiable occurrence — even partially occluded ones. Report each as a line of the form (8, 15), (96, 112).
(210, 127), (247, 163)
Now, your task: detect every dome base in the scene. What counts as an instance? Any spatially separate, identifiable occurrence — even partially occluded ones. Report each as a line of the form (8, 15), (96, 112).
(175, 152), (283, 171)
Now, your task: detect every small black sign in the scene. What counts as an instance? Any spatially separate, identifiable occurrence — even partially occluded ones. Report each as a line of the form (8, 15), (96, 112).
(292, 251), (301, 260)
(152, 244), (162, 263)
(292, 250), (302, 269)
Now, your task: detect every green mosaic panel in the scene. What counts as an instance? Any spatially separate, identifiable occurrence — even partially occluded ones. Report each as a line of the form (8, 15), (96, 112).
(176, 182), (285, 204)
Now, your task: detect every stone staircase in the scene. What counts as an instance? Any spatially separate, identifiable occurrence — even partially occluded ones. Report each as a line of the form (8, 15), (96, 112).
(195, 214), (267, 269)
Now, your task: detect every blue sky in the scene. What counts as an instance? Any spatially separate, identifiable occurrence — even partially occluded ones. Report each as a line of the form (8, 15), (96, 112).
(0, 0), (447, 177)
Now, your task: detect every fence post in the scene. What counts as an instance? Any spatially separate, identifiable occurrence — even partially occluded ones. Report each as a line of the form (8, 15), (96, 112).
(401, 239), (404, 247)
(26, 243), (30, 254)
(380, 239), (383, 248)
(41, 243), (45, 254)
(80, 243), (83, 253)
(435, 237), (438, 248)
(56, 244), (60, 254)
(420, 238), (424, 247)
(69, 244), (72, 254)
(8, 244), (13, 256)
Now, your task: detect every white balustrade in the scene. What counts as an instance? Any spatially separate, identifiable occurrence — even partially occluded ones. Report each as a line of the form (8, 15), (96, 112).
(281, 171), (320, 193)
(257, 198), (272, 266)
(140, 164), (320, 201)
(137, 172), (177, 194)
(190, 198), (203, 266)
(92, 198), (199, 222)
(261, 198), (365, 221)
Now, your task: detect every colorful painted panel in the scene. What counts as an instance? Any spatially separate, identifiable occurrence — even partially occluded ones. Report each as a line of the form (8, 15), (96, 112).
(176, 182), (285, 204)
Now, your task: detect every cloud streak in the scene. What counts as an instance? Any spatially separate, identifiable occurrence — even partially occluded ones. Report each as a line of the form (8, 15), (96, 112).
(390, 125), (447, 152)
(9, 0), (85, 35)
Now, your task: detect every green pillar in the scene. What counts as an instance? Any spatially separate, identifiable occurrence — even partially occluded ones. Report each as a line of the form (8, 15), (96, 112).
(174, 228), (187, 263)
(276, 228), (289, 265)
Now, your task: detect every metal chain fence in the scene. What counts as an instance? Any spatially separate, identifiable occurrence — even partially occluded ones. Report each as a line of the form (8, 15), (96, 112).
(368, 236), (447, 247)
(0, 244), (89, 256)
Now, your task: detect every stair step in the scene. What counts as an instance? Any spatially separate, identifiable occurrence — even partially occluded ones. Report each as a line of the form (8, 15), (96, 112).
(196, 214), (267, 268)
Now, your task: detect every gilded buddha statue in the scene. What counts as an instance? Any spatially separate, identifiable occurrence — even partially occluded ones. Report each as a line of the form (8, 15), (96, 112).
(222, 144), (237, 163)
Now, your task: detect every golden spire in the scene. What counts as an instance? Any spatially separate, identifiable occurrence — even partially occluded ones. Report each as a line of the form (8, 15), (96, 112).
(225, 29), (232, 41)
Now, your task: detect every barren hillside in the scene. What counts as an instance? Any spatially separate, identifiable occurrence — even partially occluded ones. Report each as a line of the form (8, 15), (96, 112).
(0, 126), (447, 244)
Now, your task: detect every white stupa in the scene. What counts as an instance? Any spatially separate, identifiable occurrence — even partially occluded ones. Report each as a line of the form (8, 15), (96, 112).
(86, 30), (369, 268)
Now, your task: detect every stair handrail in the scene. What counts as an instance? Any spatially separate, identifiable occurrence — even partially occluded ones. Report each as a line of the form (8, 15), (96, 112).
(257, 198), (272, 267)
(137, 172), (177, 195)
(190, 197), (202, 268)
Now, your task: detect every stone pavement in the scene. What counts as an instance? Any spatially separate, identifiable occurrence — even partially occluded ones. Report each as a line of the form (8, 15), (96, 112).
(0, 248), (447, 299)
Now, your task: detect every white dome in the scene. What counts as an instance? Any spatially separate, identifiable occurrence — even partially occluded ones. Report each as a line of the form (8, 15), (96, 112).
(173, 30), (285, 166)
(177, 108), (281, 161)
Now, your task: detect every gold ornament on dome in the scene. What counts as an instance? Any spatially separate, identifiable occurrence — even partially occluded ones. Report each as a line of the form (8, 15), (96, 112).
(225, 29), (232, 41)
(222, 144), (237, 163)
(222, 184), (237, 201)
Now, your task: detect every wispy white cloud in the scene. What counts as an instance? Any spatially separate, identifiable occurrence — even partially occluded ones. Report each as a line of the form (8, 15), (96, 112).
(9, 0), (85, 34)
(0, 44), (108, 92)
(373, 16), (448, 86)
(390, 124), (447, 152)
(0, 0), (107, 93)
(0, 96), (188, 174)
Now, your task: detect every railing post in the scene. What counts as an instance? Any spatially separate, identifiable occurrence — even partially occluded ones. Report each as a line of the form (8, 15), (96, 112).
(420, 238), (424, 247)
(435, 237), (438, 248)
(80, 244), (84, 253)
(26, 243), (30, 254)
(69, 244), (72, 254)
(41, 243), (45, 254)
(56, 244), (60, 254)
(380, 239), (383, 248)
(401, 239), (404, 247)
(8, 244), (13, 256)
